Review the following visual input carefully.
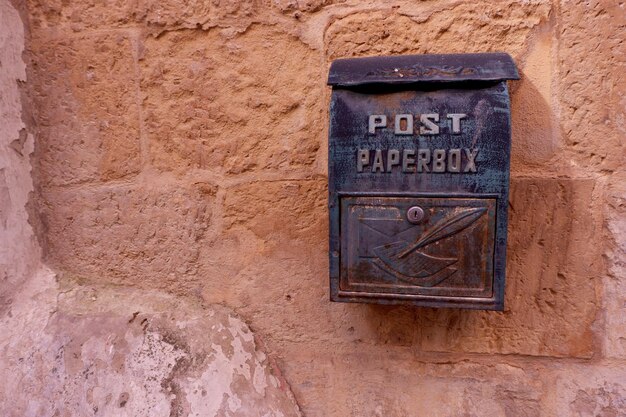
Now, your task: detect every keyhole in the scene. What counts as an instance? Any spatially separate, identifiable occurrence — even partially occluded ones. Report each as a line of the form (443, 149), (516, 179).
(407, 206), (425, 224)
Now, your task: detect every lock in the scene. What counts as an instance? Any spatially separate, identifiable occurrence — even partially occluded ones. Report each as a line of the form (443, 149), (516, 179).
(327, 53), (519, 310)
(406, 206), (425, 224)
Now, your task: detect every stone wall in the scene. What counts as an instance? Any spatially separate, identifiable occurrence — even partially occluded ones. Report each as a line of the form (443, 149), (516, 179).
(0, 1), (299, 415)
(2, 0), (625, 415)
(0, 0), (40, 312)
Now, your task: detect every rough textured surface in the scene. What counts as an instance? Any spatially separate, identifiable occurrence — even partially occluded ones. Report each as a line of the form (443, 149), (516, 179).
(0, 271), (302, 417)
(223, 178), (326, 242)
(416, 178), (601, 357)
(604, 171), (626, 359)
(1, 0), (624, 415)
(557, 0), (625, 173)
(1, 1), (302, 415)
(282, 345), (626, 417)
(25, 0), (271, 33)
(42, 180), (214, 291)
(283, 346), (547, 417)
(551, 364), (626, 417)
(0, 0), (40, 310)
(30, 32), (141, 186)
(324, 1), (551, 59)
(141, 25), (324, 174)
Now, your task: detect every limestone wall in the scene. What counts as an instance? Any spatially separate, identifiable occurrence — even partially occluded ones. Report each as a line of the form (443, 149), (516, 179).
(1, 0), (625, 415)
(0, 2), (300, 415)
(0, 0), (40, 310)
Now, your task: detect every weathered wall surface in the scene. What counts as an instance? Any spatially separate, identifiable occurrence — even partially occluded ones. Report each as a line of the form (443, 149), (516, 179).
(0, 274), (302, 416)
(0, 1), (301, 415)
(3, 0), (624, 415)
(0, 0), (40, 311)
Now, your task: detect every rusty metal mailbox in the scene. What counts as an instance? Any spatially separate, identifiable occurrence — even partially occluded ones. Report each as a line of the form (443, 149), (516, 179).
(327, 53), (519, 310)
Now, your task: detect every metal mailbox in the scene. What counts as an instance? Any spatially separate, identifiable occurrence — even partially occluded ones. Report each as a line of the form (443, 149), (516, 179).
(327, 53), (519, 310)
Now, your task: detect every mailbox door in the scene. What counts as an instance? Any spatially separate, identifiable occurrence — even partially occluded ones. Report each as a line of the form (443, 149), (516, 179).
(339, 195), (497, 307)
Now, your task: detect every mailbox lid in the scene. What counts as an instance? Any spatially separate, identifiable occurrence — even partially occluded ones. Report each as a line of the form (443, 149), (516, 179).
(328, 52), (519, 87)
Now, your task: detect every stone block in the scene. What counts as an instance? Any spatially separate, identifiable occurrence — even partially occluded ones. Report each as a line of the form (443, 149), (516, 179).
(274, 0), (340, 14)
(324, 1), (551, 60)
(31, 33), (141, 186)
(557, 0), (626, 172)
(141, 26), (324, 174)
(26, 0), (136, 29)
(141, 0), (259, 31)
(282, 347), (544, 417)
(42, 181), (213, 289)
(26, 0), (260, 31)
(222, 178), (327, 242)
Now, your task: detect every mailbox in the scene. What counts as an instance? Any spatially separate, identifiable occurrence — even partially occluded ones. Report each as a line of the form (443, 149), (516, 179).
(327, 53), (519, 310)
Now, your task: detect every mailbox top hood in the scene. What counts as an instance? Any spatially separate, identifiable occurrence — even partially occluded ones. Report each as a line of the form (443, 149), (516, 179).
(327, 52), (519, 87)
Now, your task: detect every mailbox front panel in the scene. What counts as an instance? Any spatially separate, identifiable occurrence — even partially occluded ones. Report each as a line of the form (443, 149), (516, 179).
(340, 196), (496, 299)
(328, 54), (518, 310)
